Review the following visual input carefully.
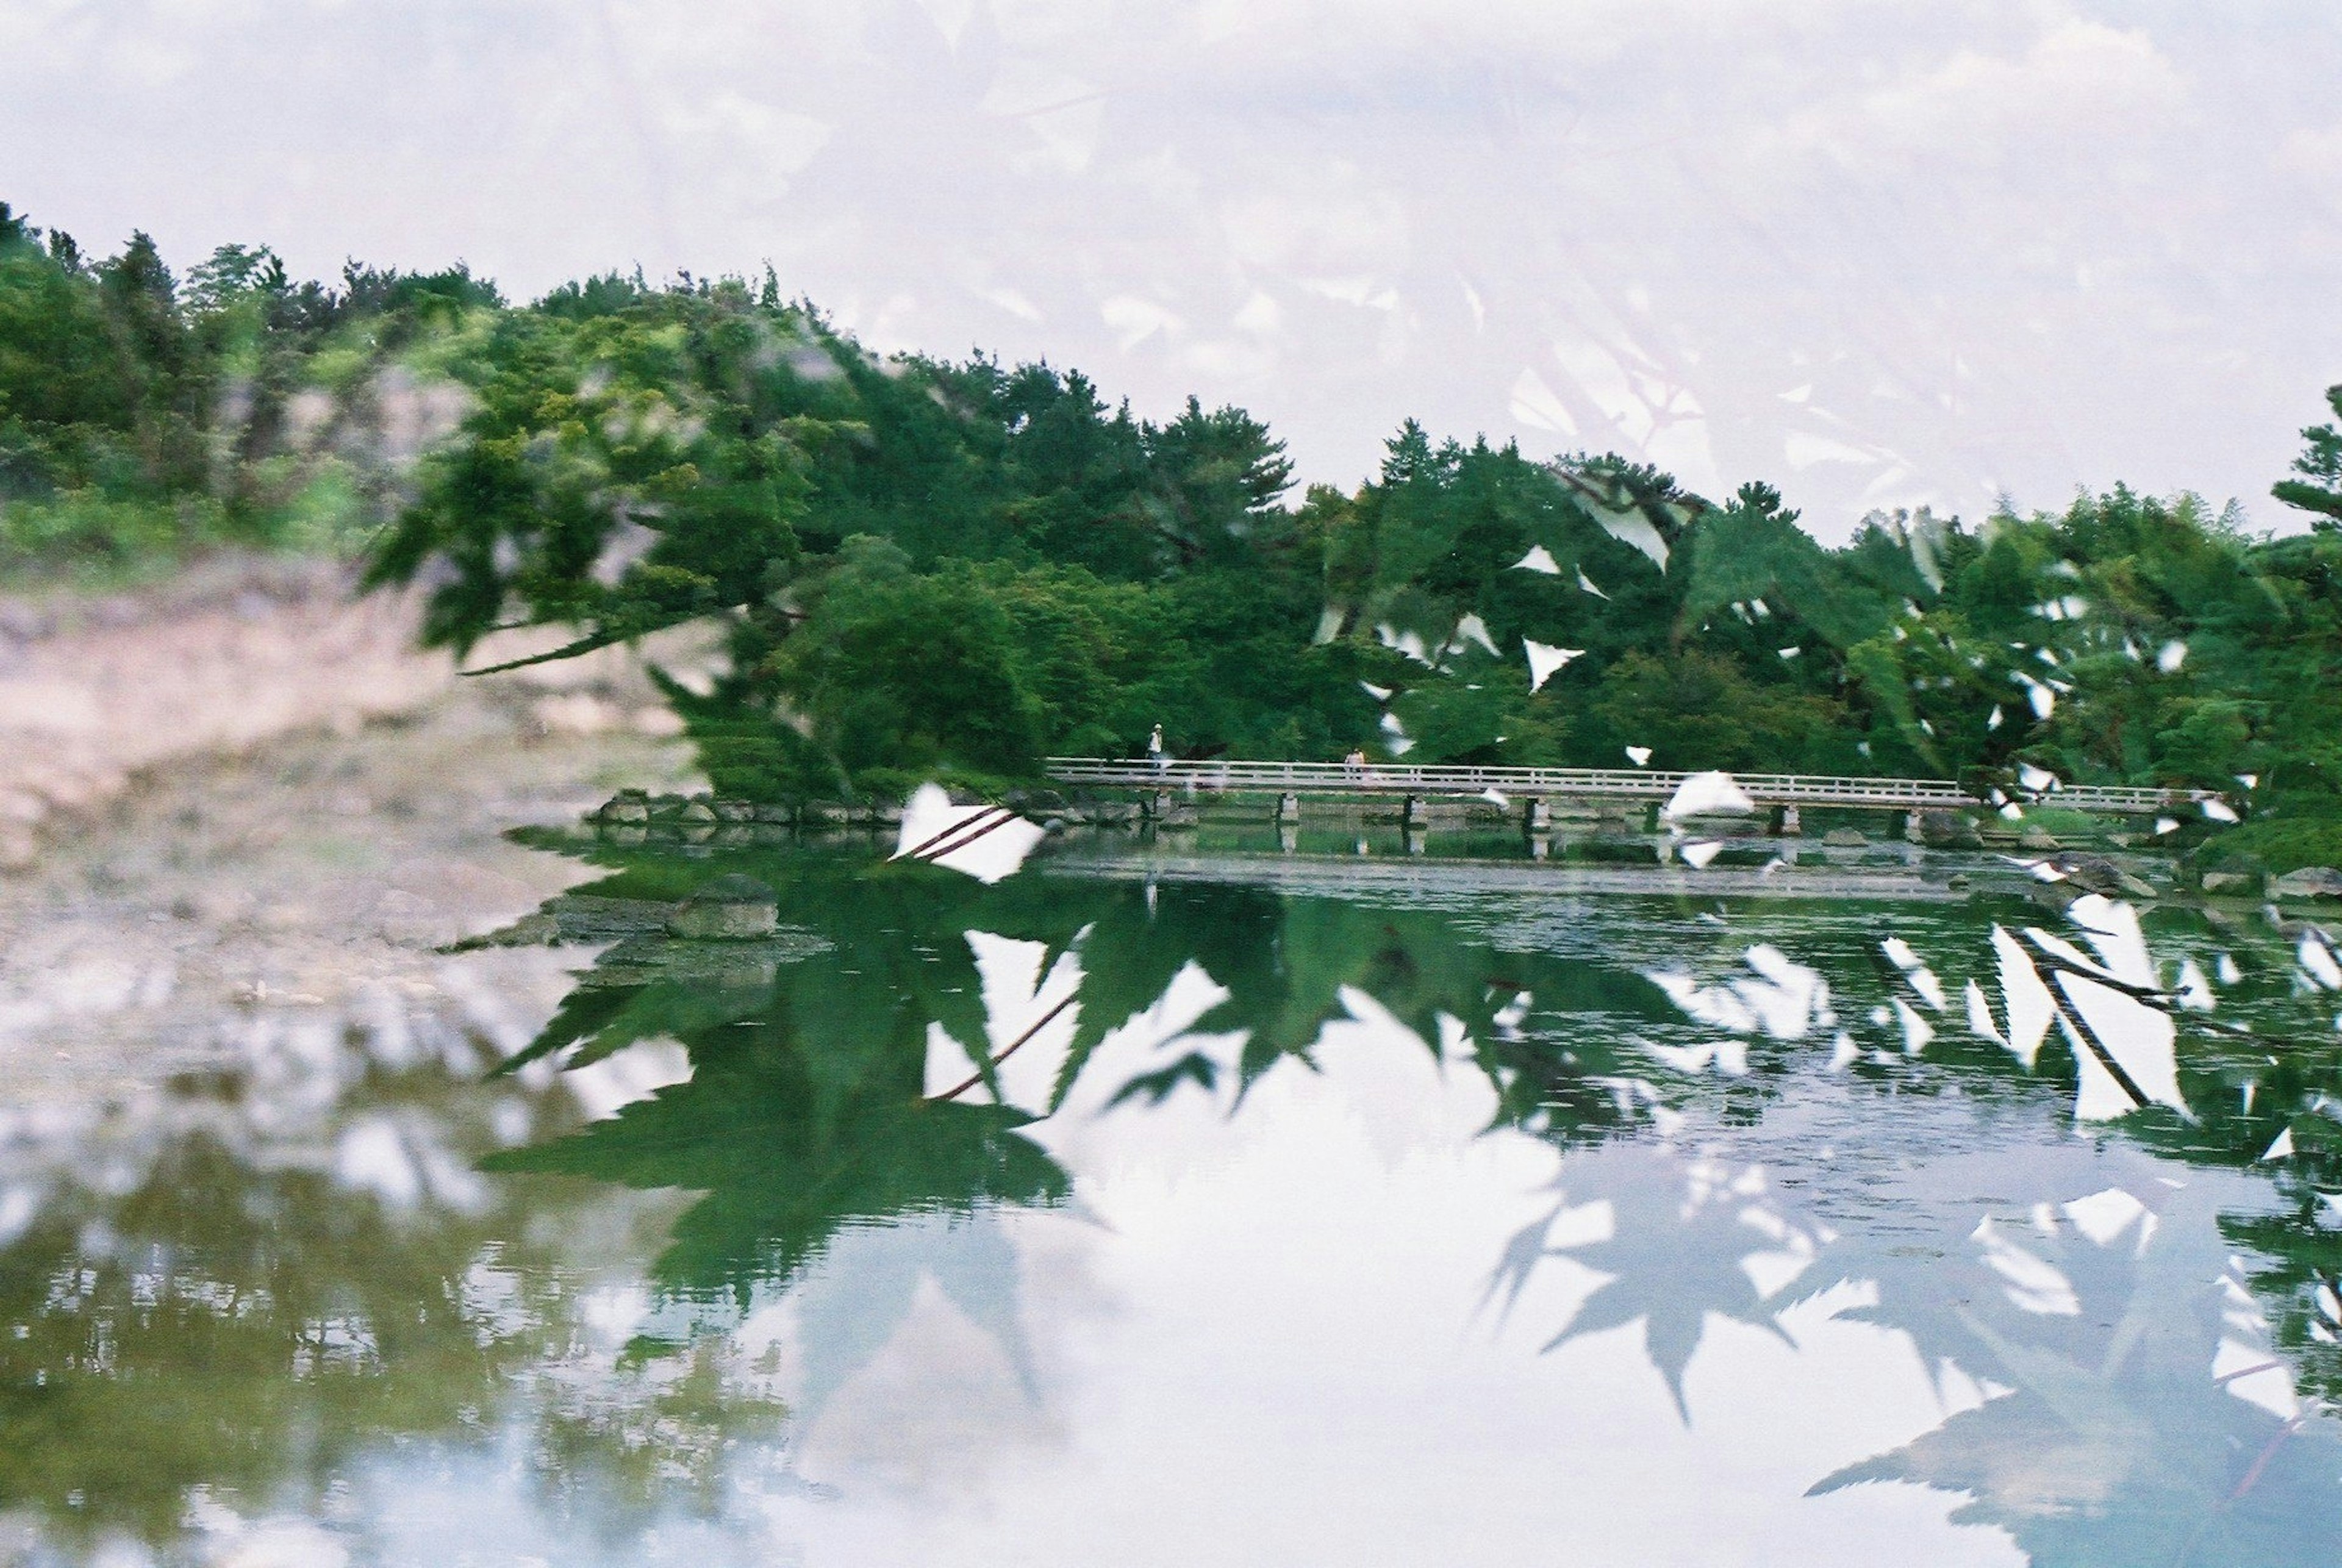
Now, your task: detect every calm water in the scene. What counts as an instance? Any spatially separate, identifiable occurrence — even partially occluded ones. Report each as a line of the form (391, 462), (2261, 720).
(5, 826), (2342, 1566)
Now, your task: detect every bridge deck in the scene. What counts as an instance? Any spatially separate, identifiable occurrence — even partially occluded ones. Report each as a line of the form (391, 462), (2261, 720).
(1043, 758), (2200, 814)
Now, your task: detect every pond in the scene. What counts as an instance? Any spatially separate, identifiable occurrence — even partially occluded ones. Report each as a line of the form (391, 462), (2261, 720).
(5, 820), (2341, 1566)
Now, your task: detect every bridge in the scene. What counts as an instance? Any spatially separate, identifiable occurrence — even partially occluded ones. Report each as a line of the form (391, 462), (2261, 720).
(1042, 758), (2205, 816)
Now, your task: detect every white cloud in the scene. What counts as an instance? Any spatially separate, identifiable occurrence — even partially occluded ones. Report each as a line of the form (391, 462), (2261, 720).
(1760, 21), (2189, 174)
(5, 0), (2338, 539)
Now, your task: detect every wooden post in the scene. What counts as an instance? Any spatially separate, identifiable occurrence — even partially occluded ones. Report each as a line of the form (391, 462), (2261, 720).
(1277, 792), (1300, 825)
(1776, 804), (1802, 837)
(1522, 797), (1550, 834)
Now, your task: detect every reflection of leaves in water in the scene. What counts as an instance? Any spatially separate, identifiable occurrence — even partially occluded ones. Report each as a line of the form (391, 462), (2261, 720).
(786, 1213), (1043, 1437)
(1810, 1165), (2342, 1566)
(1501, 1148), (1814, 1420)
(473, 855), (2342, 1566)
(493, 1087), (1067, 1297)
(490, 840), (1702, 1301)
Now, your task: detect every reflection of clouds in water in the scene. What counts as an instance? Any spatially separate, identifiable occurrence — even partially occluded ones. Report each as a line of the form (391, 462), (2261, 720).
(782, 1011), (2013, 1566)
(766, 1212), (1067, 1501)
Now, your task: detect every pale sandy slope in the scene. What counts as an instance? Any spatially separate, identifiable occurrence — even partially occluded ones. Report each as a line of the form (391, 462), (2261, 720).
(0, 555), (702, 1100)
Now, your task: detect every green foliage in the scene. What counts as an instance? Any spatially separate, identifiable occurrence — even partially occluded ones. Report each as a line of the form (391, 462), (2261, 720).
(2274, 382), (2342, 529)
(0, 201), (501, 582)
(2197, 800), (2342, 874)
(365, 283), (2342, 801)
(9, 199), (2342, 815)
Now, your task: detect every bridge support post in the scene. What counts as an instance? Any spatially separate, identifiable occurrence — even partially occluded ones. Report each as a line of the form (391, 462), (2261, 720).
(1902, 809), (1924, 842)
(1775, 804), (1802, 837)
(1522, 797), (1550, 834)
(1149, 790), (1173, 821)
(1277, 792), (1300, 826)
(1402, 795), (1423, 829)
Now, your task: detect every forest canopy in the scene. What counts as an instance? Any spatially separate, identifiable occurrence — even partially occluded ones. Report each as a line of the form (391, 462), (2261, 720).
(7, 203), (2342, 859)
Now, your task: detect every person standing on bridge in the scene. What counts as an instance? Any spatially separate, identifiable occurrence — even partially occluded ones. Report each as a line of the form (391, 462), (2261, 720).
(1148, 723), (1167, 775)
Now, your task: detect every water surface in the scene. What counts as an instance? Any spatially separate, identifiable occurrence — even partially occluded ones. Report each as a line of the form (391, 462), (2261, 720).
(5, 831), (2341, 1566)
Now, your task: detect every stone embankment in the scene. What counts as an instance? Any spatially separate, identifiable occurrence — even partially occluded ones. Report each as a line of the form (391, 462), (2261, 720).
(582, 789), (1155, 845)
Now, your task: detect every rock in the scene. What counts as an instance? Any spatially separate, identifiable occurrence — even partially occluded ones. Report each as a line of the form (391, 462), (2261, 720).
(667, 874), (780, 939)
(678, 800), (719, 824)
(2202, 870), (2256, 894)
(2059, 856), (2137, 899)
(1822, 828), (1869, 847)
(751, 803), (793, 824)
(2271, 866), (2342, 900)
(596, 792), (650, 824)
(2019, 825), (2061, 850)
(712, 798), (757, 822)
(1916, 810), (1983, 849)
(2029, 879), (2079, 913)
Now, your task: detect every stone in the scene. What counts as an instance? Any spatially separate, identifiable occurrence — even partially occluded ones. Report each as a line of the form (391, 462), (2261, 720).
(2018, 825), (2061, 850)
(2201, 870), (2255, 894)
(678, 800), (720, 823)
(1822, 828), (1869, 847)
(712, 799), (756, 822)
(667, 874), (781, 939)
(1916, 810), (1983, 849)
(751, 803), (794, 824)
(596, 793), (650, 824)
(2271, 866), (2342, 900)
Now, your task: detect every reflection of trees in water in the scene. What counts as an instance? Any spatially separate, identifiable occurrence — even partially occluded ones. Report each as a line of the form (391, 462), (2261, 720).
(0, 980), (789, 1558)
(491, 836), (2342, 1561)
(10, 832), (2342, 1561)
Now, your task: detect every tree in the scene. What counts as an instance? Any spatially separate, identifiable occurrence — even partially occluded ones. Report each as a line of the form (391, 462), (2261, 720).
(2274, 384), (2342, 529)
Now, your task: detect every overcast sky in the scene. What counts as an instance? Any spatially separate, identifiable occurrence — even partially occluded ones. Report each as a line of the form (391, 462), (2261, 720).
(7, 0), (2341, 537)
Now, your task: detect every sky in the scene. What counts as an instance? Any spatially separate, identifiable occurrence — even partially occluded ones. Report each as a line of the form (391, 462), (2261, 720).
(5, 0), (2341, 539)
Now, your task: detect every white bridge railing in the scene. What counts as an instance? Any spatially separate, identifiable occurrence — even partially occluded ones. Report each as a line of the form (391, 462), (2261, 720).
(1043, 758), (2202, 814)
